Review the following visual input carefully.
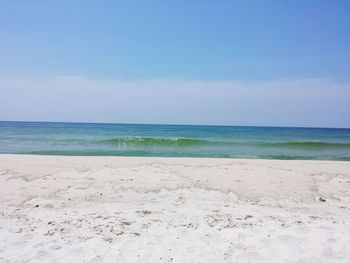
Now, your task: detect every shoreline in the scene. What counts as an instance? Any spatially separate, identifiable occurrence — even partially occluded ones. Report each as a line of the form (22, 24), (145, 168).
(1, 154), (350, 262)
(1, 153), (350, 162)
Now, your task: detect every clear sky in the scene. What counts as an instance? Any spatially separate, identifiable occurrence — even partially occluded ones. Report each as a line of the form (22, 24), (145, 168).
(0, 1), (350, 127)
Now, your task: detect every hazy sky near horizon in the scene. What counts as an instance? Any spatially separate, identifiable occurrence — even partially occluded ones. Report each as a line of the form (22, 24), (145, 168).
(0, 1), (350, 127)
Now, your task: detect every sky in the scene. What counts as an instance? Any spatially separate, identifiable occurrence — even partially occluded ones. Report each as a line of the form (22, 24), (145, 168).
(0, 1), (350, 127)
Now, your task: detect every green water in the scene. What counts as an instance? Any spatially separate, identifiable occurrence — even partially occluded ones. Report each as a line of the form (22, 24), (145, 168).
(0, 121), (350, 160)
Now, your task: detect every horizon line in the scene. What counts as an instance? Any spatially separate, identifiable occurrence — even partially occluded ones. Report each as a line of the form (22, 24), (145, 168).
(1, 120), (349, 130)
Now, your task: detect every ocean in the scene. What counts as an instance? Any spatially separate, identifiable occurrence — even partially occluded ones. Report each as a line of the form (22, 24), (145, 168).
(0, 121), (350, 160)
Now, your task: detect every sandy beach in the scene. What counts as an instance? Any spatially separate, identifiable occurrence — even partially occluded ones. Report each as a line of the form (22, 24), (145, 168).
(0, 154), (350, 262)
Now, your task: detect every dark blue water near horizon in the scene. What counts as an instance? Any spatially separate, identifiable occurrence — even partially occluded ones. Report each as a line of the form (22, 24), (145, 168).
(1, 121), (350, 160)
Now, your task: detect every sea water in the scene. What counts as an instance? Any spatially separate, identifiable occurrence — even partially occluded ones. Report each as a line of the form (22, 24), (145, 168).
(0, 121), (350, 160)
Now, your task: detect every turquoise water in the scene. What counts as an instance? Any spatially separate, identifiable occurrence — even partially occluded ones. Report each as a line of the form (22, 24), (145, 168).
(0, 121), (350, 160)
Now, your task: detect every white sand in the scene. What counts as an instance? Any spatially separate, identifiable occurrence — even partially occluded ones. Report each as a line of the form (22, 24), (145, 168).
(0, 154), (350, 262)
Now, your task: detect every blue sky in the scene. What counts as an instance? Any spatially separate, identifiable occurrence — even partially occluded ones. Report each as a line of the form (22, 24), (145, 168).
(0, 1), (350, 127)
